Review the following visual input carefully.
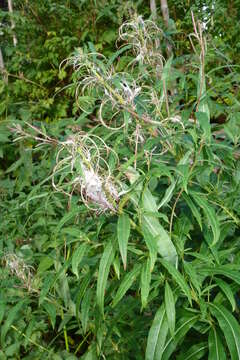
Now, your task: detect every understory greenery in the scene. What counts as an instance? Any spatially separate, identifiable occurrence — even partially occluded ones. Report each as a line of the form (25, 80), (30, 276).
(1, 1), (240, 359)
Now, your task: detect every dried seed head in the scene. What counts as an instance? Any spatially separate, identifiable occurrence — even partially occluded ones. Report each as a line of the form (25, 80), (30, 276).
(4, 253), (33, 291)
(118, 15), (164, 68)
(52, 133), (120, 212)
(72, 161), (119, 212)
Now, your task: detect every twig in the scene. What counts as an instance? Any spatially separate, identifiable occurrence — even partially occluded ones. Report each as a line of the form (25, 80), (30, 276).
(74, 332), (91, 355)
(150, 0), (160, 49)
(7, 72), (45, 89)
(190, 11), (206, 113)
(160, 0), (172, 56)
(11, 324), (50, 353)
(0, 47), (8, 84)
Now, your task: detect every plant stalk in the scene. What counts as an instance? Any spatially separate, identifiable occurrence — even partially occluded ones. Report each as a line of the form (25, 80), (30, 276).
(8, 0), (18, 46)
(150, 0), (160, 49)
(0, 47), (8, 83)
(160, 0), (172, 56)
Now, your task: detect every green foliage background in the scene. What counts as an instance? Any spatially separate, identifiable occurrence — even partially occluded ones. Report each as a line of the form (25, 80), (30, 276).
(1, 1), (240, 359)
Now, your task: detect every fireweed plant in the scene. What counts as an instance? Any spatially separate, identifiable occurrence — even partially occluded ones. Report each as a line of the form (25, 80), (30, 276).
(12, 123), (119, 212)
(2, 15), (240, 359)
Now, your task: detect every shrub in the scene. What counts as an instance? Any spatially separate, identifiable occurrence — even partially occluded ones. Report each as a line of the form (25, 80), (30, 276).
(1, 8), (240, 360)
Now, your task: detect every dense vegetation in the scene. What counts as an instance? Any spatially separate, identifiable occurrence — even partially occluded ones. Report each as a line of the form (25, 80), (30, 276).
(1, 1), (240, 359)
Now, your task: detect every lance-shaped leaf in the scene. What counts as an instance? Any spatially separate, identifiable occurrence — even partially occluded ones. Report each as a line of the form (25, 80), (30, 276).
(215, 277), (236, 311)
(197, 62), (210, 121)
(191, 192), (220, 245)
(126, 167), (177, 265)
(177, 342), (208, 360)
(161, 259), (192, 305)
(158, 180), (176, 210)
(43, 302), (56, 330)
(81, 288), (92, 334)
(162, 315), (199, 359)
(96, 241), (115, 314)
(141, 225), (157, 271)
(164, 281), (175, 336)
(199, 266), (240, 286)
(142, 187), (177, 265)
(117, 213), (130, 270)
(112, 264), (141, 307)
(1, 300), (27, 346)
(72, 243), (88, 278)
(182, 193), (202, 230)
(141, 257), (151, 309)
(145, 304), (168, 360)
(196, 111), (211, 142)
(209, 304), (240, 360)
(208, 327), (226, 360)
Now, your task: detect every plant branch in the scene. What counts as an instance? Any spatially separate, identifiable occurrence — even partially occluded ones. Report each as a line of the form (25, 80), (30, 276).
(0, 47), (8, 84)
(160, 0), (172, 56)
(150, 0), (160, 49)
(8, 0), (18, 46)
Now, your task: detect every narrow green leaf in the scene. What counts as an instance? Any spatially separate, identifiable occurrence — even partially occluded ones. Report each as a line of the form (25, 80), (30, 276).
(182, 193), (202, 230)
(191, 193), (220, 245)
(96, 241), (115, 314)
(162, 55), (173, 82)
(113, 256), (120, 279)
(197, 63), (210, 121)
(142, 225), (157, 271)
(208, 327), (226, 360)
(215, 277), (236, 311)
(145, 304), (168, 360)
(162, 315), (199, 360)
(178, 150), (193, 165)
(183, 261), (201, 295)
(37, 256), (54, 274)
(196, 111), (211, 142)
(141, 257), (151, 309)
(76, 271), (92, 322)
(177, 165), (189, 193)
(6, 158), (23, 173)
(62, 227), (83, 238)
(158, 181), (176, 209)
(0, 300), (6, 324)
(177, 342), (208, 360)
(81, 288), (92, 334)
(117, 213), (130, 270)
(106, 44), (132, 67)
(164, 282), (175, 336)
(72, 243), (88, 278)
(1, 300), (27, 346)
(20, 192), (49, 206)
(199, 266), (240, 286)
(56, 207), (80, 233)
(209, 304), (240, 360)
(5, 342), (21, 357)
(142, 187), (177, 265)
(39, 273), (55, 305)
(161, 259), (192, 305)
(43, 302), (56, 329)
(125, 168), (177, 265)
(58, 272), (72, 308)
(112, 264), (141, 308)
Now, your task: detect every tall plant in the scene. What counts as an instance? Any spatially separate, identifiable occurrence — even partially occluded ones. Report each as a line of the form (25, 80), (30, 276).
(1, 5), (240, 360)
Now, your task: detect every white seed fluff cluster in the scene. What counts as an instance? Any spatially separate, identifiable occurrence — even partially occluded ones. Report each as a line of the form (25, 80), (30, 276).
(75, 165), (119, 212)
(4, 253), (33, 290)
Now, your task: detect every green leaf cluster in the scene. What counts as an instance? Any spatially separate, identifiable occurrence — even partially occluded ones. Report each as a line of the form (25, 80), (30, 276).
(1, 1), (240, 359)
